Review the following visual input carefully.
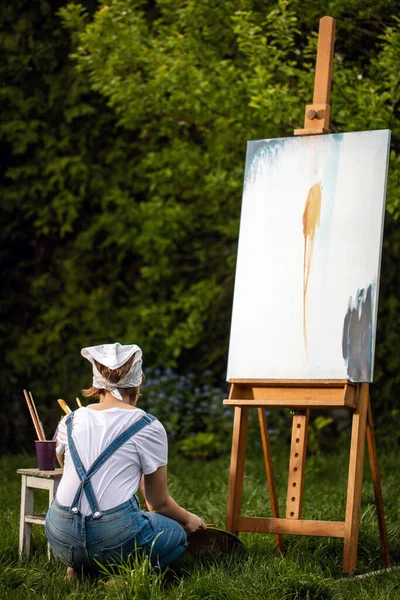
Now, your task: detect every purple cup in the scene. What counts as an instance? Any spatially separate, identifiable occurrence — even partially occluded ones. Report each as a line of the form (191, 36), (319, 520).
(35, 440), (57, 471)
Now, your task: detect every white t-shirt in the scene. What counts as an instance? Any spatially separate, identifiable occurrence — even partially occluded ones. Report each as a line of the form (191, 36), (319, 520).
(55, 407), (168, 516)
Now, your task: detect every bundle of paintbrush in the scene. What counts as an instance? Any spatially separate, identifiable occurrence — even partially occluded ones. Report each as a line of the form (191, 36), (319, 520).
(23, 389), (46, 440)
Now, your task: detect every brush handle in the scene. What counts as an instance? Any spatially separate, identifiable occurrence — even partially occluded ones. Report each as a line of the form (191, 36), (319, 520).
(52, 424), (59, 442)
(29, 391), (46, 440)
(57, 399), (72, 415)
(23, 389), (45, 441)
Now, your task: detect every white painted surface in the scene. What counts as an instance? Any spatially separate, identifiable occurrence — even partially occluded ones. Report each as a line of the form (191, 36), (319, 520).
(227, 130), (390, 381)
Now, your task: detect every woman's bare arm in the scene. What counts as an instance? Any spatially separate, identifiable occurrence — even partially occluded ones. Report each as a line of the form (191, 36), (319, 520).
(56, 452), (64, 468)
(144, 466), (206, 533)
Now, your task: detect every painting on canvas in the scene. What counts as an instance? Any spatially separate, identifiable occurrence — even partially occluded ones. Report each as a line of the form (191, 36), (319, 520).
(227, 130), (391, 382)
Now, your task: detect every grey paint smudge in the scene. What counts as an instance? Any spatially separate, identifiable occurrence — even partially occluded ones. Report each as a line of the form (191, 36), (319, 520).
(342, 285), (373, 382)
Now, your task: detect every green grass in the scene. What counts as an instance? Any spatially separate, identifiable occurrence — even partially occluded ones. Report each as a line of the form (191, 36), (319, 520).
(1, 434), (400, 599)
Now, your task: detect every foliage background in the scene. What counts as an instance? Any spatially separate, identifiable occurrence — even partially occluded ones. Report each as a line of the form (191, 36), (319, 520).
(1, 0), (400, 451)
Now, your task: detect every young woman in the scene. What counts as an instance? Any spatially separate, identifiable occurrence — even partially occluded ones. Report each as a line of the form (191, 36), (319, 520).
(45, 342), (206, 579)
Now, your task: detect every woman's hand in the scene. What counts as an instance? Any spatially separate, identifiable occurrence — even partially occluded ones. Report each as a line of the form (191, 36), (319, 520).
(182, 512), (207, 534)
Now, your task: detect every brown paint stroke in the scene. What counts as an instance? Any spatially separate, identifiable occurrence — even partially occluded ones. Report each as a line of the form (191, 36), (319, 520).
(302, 182), (322, 356)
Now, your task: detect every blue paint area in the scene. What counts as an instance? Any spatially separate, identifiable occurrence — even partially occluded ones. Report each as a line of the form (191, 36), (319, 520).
(307, 134), (343, 368)
(244, 138), (290, 193)
(316, 133), (343, 254)
(342, 284), (374, 382)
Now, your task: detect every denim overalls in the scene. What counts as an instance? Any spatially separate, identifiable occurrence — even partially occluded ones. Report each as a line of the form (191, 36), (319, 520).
(45, 411), (187, 572)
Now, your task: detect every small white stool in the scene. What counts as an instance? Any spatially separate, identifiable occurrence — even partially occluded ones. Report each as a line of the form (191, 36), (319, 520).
(17, 468), (63, 559)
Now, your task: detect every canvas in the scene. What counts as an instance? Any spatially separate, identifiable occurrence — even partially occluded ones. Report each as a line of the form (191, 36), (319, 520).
(227, 130), (391, 382)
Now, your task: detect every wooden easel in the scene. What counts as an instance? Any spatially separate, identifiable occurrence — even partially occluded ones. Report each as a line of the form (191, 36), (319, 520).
(225, 17), (390, 575)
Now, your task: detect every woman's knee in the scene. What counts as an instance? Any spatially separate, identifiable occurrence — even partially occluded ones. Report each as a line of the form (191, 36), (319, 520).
(175, 524), (188, 548)
(143, 513), (187, 556)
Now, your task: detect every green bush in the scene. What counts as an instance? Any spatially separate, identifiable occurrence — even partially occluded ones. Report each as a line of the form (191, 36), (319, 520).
(140, 369), (231, 446)
(2, 1), (400, 450)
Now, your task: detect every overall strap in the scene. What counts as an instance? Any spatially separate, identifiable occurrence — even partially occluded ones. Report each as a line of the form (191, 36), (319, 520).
(86, 413), (156, 481)
(66, 412), (156, 518)
(66, 413), (99, 516)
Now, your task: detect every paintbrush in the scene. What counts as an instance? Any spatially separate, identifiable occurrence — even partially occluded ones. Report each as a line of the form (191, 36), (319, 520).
(23, 389), (45, 441)
(29, 391), (46, 440)
(57, 399), (72, 415)
(76, 397), (82, 408)
(52, 424), (59, 441)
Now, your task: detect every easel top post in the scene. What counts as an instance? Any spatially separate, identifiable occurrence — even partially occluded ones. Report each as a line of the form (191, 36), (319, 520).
(313, 16), (336, 105)
(294, 16), (336, 136)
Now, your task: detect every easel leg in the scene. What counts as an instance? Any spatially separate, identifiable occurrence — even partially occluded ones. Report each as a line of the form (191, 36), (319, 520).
(343, 383), (368, 574)
(226, 406), (249, 536)
(258, 408), (284, 553)
(286, 409), (309, 519)
(366, 398), (390, 567)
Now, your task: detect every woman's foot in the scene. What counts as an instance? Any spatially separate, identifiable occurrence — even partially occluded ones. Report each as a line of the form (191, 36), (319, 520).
(64, 567), (79, 583)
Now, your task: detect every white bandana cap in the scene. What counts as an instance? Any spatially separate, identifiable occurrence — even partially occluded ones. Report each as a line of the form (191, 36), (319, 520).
(81, 343), (143, 401)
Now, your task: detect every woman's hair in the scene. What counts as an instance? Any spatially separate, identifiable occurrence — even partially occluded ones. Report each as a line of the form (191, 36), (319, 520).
(82, 355), (143, 402)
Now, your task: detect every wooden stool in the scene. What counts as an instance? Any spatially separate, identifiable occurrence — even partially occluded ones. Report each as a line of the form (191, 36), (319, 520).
(17, 468), (63, 559)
